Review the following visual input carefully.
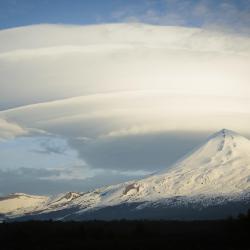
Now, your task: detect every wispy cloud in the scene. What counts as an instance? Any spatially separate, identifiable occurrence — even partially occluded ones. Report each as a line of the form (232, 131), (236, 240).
(0, 118), (27, 140)
(33, 137), (69, 155)
(111, 0), (250, 34)
(0, 166), (146, 195)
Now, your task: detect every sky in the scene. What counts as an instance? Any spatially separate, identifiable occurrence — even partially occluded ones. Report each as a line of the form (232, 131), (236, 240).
(0, 0), (250, 195)
(0, 0), (250, 32)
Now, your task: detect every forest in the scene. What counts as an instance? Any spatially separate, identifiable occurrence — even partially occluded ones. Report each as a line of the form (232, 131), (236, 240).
(0, 210), (249, 250)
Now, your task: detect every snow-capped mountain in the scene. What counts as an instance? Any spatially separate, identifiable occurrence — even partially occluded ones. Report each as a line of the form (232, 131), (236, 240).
(0, 193), (48, 217)
(1, 129), (250, 220)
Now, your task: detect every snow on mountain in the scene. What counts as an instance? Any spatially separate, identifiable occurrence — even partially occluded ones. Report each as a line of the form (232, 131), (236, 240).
(0, 129), (249, 220)
(130, 128), (250, 198)
(0, 193), (48, 215)
(73, 128), (250, 209)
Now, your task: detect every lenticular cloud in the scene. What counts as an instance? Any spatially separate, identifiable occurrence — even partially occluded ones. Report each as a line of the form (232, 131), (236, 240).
(0, 23), (249, 110)
(0, 23), (250, 171)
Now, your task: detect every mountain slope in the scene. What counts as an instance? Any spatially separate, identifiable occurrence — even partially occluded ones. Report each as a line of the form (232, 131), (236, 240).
(129, 128), (250, 198)
(1, 129), (250, 220)
(0, 193), (48, 217)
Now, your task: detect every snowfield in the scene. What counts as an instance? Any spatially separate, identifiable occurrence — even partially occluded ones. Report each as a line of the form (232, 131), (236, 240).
(0, 193), (48, 215)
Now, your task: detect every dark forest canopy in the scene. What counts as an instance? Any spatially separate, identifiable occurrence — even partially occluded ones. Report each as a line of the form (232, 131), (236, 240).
(0, 210), (249, 250)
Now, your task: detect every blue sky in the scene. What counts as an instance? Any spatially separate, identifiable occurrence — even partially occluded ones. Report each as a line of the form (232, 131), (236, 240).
(0, 0), (249, 32)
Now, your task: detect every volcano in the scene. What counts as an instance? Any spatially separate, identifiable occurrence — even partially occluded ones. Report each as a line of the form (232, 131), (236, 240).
(1, 129), (250, 221)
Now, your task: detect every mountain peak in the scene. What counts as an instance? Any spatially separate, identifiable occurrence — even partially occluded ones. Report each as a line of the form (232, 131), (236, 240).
(204, 129), (250, 154)
(152, 129), (250, 197)
(210, 128), (239, 140)
(220, 128), (235, 135)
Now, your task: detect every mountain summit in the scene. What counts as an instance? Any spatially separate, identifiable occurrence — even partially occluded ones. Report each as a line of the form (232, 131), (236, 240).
(1, 129), (250, 220)
(130, 128), (250, 199)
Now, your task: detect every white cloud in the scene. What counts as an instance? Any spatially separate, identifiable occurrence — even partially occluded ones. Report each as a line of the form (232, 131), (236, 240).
(1, 91), (250, 171)
(38, 165), (94, 181)
(1, 91), (250, 136)
(111, 0), (250, 34)
(0, 118), (27, 140)
(0, 24), (249, 110)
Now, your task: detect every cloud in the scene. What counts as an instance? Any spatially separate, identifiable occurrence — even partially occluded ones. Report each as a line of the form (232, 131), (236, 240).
(0, 118), (27, 140)
(0, 165), (92, 182)
(38, 165), (93, 181)
(0, 24), (249, 110)
(1, 91), (250, 171)
(0, 167), (145, 195)
(192, 0), (250, 33)
(33, 137), (68, 155)
(111, 0), (250, 34)
(2, 91), (250, 136)
(69, 131), (209, 171)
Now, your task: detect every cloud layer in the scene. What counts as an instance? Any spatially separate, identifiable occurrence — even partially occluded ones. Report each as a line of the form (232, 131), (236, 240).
(0, 167), (144, 195)
(0, 118), (27, 140)
(111, 0), (250, 34)
(1, 90), (250, 171)
(0, 24), (249, 110)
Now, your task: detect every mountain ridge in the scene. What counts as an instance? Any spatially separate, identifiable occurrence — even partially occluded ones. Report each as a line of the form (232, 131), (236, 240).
(1, 129), (250, 220)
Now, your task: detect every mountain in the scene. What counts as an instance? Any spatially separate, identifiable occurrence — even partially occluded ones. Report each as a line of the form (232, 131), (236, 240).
(1, 129), (250, 221)
(0, 193), (48, 221)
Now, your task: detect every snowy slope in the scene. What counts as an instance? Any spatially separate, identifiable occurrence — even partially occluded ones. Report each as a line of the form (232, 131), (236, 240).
(0, 129), (250, 220)
(0, 193), (48, 215)
(71, 129), (250, 208)
(125, 128), (250, 199)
